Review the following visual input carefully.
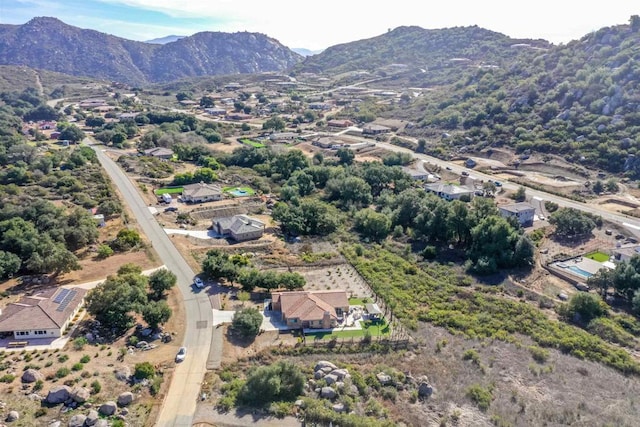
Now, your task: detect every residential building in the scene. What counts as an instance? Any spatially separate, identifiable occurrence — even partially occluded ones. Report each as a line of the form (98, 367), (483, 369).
(362, 124), (391, 135)
(143, 147), (174, 159)
(327, 119), (353, 128)
(204, 107), (227, 116)
(214, 214), (265, 242)
(499, 203), (536, 227)
(271, 290), (349, 329)
(613, 245), (640, 262)
(269, 132), (298, 142)
(0, 287), (87, 340)
(182, 182), (223, 203)
(424, 183), (474, 201)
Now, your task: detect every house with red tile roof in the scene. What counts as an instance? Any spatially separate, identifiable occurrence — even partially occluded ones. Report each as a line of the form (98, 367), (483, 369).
(271, 290), (349, 329)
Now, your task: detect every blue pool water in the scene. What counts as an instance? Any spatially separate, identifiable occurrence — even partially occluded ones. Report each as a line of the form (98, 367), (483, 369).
(229, 189), (248, 196)
(567, 265), (593, 278)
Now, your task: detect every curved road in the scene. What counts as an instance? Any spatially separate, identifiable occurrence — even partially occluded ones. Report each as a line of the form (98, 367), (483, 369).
(86, 139), (220, 426)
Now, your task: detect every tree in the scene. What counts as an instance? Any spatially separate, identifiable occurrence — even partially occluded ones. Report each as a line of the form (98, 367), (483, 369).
(231, 307), (263, 339)
(560, 293), (608, 324)
(59, 124), (85, 143)
(199, 96), (216, 108)
(354, 209), (391, 241)
(142, 300), (172, 329)
(513, 186), (526, 202)
(201, 250), (239, 283)
(592, 180), (604, 194)
(549, 208), (596, 238)
(111, 228), (142, 251)
(85, 116), (105, 128)
(336, 148), (355, 165)
(148, 268), (177, 300)
(262, 116), (286, 131)
(0, 250), (20, 279)
(85, 274), (148, 333)
(239, 361), (305, 405)
(96, 244), (114, 259)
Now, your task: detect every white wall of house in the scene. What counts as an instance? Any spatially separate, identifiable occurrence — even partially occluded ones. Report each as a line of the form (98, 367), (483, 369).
(13, 328), (60, 339)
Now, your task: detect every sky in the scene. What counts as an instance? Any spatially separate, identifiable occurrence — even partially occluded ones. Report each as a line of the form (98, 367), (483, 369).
(1, 0), (638, 51)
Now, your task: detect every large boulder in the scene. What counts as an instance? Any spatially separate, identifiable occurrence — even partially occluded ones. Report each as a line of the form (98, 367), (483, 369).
(117, 391), (134, 406)
(5, 411), (18, 422)
(332, 403), (345, 413)
(46, 386), (72, 405)
(48, 422), (61, 427)
(85, 410), (99, 426)
(71, 387), (90, 404)
(21, 369), (43, 383)
(94, 421), (108, 427)
(67, 414), (86, 427)
(320, 386), (336, 399)
(114, 366), (131, 382)
(324, 374), (338, 385)
(314, 361), (337, 372)
(331, 369), (349, 380)
(314, 371), (325, 380)
(98, 401), (117, 416)
(376, 373), (392, 386)
(418, 382), (434, 399)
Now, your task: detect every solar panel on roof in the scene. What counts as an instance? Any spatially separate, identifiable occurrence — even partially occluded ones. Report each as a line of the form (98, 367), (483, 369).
(53, 288), (70, 304)
(56, 290), (77, 312)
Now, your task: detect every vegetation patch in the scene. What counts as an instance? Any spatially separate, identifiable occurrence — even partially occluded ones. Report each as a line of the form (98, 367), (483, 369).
(584, 251), (610, 263)
(154, 186), (184, 195)
(343, 245), (640, 375)
(240, 138), (265, 148)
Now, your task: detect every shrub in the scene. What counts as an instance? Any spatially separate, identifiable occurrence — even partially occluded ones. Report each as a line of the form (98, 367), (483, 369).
(150, 376), (163, 396)
(238, 361), (305, 406)
(34, 408), (47, 418)
(269, 401), (293, 418)
(134, 362), (155, 380)
(0, 374), (14, 383)
(528, 346), (550, 364)
(231, 307), (263, 339)
(462, 349), (481, 365)
(80, 355), (91, 363)
(91, 380), (101, 394)
(56, 367), (70, 378)
(57, 354), (69, 363)
(73, 337), (88, 351)
(466, 384), (493, 411)
(97, 244), (114, 258)
(33, 379), (43, 391)
(72, 363), (84, 372)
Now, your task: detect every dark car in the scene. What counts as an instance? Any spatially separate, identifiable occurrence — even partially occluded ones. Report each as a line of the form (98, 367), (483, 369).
(164, 206), (178, 212)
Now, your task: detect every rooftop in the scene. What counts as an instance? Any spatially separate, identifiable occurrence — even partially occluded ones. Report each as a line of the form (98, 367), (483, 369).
(499, 203), (535, 213)
(272, 290), (349, 323)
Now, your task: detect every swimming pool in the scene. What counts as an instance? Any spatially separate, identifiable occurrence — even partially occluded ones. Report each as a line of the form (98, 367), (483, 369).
(229, 189), (248, 196)
(566, 265), (593, 278)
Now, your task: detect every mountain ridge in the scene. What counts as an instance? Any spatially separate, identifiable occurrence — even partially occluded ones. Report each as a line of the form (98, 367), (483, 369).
(0, 17), (302, 86)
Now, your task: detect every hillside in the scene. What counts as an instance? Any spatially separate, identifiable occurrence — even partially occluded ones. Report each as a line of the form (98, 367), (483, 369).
(294, 25), (550, 80)
(0, 17), (302, 86)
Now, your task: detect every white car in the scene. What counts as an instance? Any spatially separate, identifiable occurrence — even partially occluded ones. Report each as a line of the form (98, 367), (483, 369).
(175, 346), (187, 362)
(194, 277), (204, 288)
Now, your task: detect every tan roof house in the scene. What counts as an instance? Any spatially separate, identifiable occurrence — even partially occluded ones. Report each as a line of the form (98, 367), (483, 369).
(143, 147), (174, 159)
(271, 290), (349, 329)
(214, 214), (265, 242)
(0, 287), (87, 340)
(182, 182), (223, 203)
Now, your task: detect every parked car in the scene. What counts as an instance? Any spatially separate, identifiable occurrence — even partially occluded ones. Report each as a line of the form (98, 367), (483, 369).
(164, 206), (178, 212)
(194, 277), (204, 288)
(445, 166), (452, 170)
(461, 171), (469, 176)
(493, 181), (502, 187)
(175, 346), (187, 362)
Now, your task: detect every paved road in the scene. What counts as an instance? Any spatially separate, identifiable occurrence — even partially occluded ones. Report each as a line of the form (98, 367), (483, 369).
(86, 139), (221, 426)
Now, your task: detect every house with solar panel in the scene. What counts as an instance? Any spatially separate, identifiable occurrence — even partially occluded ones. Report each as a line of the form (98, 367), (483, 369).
(0, 287), (87, 340)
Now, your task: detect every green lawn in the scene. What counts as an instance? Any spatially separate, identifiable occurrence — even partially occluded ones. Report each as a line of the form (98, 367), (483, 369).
(348, 297), (371, 306)
(240, 138), (265, 148)
(305, 320), (390, 340)
(585, 251), (610, 263)
(154, 186), (184, 195)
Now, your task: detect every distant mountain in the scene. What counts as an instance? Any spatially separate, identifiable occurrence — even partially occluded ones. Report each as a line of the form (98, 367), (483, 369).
(295, 25), (551, 76)
(0, 17), (303, 85)
(145, 35), (185, 44)
(292, 48), (324, 57)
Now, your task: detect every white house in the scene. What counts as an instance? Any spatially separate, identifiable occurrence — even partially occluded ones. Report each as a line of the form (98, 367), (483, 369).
(182, 182), (223, 203)
(499, 203), (536, 227)
(0, 287), (87, 340)
(424, 183), (474, 201)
